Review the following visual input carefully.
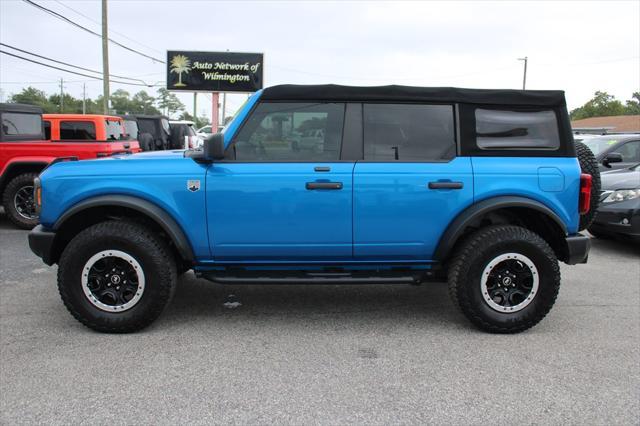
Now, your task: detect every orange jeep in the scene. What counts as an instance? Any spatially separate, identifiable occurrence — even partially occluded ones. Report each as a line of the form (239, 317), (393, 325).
(43, 114), (141, 155)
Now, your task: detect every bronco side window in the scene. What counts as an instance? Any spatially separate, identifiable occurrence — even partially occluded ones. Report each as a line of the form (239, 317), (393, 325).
(475, 109), (560, 150)
(363, 104), (455, 161)
(231, 102), (345, 161)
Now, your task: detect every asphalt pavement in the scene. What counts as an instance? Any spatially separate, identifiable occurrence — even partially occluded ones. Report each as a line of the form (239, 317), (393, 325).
(1, 211), (639, 425)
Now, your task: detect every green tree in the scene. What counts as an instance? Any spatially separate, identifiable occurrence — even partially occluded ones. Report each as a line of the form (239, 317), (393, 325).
(625, 92), (640, 115)
(109, 89), (133, 114)
(570, 91), (627, 120)
(178, 111), (210, 129)
(131, 91), (160, 115)
(9, 86), (56, 112)
(48, 93), (84, 113)
(156, 88), (184, 117)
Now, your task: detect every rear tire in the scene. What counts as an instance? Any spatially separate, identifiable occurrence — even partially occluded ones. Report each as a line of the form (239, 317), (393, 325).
(57, 220), (177, 333)
(2, 172), (39, 229)
(448, 225), (560, 333)
(575, 141), (601, 231)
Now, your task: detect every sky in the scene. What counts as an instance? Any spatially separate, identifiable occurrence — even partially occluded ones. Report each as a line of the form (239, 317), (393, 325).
(1, 0), (639, 121)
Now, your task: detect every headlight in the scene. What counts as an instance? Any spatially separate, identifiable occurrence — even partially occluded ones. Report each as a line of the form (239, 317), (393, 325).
(602, 188), (640, 203)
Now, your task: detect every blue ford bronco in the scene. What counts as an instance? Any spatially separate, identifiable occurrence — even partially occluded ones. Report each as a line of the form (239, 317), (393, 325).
(28, 84), (600, 333)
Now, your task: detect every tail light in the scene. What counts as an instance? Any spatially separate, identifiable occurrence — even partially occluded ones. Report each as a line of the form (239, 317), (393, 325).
(579, 173), (592, 215)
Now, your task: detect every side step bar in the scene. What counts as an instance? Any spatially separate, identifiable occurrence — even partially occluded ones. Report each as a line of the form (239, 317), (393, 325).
(199, 271), (424, 285)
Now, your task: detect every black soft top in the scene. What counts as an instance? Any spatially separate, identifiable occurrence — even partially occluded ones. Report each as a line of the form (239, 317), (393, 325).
(134, 114), (169, 120)
(261, 85), (566, 107)
(119, 114), (138, 122)
(0, 103), (43, 114)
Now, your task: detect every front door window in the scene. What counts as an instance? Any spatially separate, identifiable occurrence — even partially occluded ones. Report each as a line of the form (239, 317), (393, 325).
(231, 102), (345, 161)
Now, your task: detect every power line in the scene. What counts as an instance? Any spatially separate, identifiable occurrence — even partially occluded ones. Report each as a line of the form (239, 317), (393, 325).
(52, 0), (164, 55)
(0, 50), (164, 87)
(21, 0), (165, 64)
(0, 43), (153, 84)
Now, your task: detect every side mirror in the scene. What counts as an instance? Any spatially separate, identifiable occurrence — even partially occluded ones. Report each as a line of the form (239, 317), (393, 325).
(602, 152), (623, 168)
(203, 133), (225, 161)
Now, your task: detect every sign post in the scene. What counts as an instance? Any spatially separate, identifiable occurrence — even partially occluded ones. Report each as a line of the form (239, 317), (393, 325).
(211, 92), (220, 132)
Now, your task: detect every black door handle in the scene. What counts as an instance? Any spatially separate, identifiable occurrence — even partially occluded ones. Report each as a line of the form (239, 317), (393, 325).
(314, 166), (330, 172)
(306, 182), (343, 190)
(428, 181), (464, 190)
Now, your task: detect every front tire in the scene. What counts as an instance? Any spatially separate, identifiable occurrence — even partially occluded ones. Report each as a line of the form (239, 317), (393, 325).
(448, 225), (560, 333)
(2, 172), (39, 229)
(57, 220), (177, 333)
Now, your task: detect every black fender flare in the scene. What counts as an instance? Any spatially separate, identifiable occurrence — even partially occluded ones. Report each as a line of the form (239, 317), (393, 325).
(433, 196), (568, 262)
(54, 195), (195, 262)
(0, 161), (48, 194)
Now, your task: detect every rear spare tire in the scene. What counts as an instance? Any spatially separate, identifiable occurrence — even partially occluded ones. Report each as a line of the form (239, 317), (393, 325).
(575, 141), (601, 231)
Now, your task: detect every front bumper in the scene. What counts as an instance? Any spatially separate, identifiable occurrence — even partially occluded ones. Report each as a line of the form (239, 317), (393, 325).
(564, 233), (590, 264)
(28, 225), (56, 265)
(590, 198), (640, 241)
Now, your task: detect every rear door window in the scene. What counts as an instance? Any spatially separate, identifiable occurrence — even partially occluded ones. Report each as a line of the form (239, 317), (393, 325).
(60, 121), (96, 140)
(475, 109), (560, 150)
(363, 104), (456, 161)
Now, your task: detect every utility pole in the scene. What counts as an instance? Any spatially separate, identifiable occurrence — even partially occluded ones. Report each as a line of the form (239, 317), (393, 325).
(518, 56), (528, 90)
(59, 78), (64, 112)
(101, 0), (110, 114)
(82, 83), (86, 114)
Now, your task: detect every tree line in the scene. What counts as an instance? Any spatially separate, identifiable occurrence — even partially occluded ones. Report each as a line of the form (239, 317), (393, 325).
(570, 91), (640, 120)
(7, 86), (210, 128)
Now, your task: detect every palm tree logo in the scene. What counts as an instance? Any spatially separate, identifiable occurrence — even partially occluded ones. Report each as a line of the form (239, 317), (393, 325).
(170, 55), (192, 87)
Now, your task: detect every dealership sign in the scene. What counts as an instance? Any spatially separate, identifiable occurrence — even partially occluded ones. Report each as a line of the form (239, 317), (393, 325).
(166, 51), (263, 92)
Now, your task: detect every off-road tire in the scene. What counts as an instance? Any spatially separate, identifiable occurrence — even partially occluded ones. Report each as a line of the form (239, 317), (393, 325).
(575, 141), (601, 231)
(2, 172), (39, 229)
(448, 225), (560, 333)
(57, 220), (177, 333)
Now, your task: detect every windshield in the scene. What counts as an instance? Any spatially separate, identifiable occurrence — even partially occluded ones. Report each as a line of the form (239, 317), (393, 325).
(105, 120), (125, 140)
(582, 137), (623, 155)
(123, 120), (138, 140)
